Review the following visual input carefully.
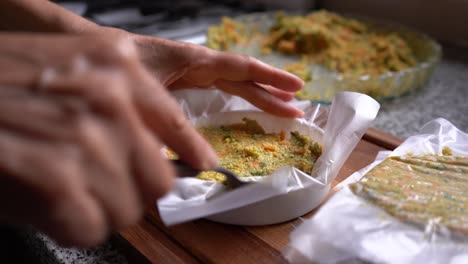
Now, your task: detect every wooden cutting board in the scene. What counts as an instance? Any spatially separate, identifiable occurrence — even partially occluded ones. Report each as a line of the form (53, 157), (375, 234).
(115, 128), (402, 264)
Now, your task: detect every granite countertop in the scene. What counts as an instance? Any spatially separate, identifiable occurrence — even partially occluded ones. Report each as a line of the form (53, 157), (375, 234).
(372, 45), (468, 138)
(2, 44), (467, 264)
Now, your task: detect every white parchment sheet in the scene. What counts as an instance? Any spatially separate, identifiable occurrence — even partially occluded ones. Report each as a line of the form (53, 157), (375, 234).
(157, 90), (380, 226)
(284, 118), (468, 264)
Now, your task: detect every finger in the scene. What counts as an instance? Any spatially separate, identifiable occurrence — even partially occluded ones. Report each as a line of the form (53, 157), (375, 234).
(70, 77), (144, 230)
(0, 91), (80, 141)
(257, 84), (296, 101)
(78, 73), (174, 208)
(0, 130), (108, 247)
(34, 188), (108, 248)
(131, 121), (175, 203)
(117, 78), (175, 202)
(0, 129), (81, 203)
(77, 115), (142, 230)
(41, 61), (174, 226)
(94, 67), (176, 202)
(212, 52), (304, 91)
(134, 76), (218, 170)
(42, 70), (144, 230)
(215, 79), (304, 118)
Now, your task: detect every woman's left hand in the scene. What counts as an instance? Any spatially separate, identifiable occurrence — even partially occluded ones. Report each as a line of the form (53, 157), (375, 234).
(130, 33), (305, 118)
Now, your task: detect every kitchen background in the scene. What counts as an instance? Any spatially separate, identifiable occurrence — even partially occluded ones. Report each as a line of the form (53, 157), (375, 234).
(56, 0), (468, 46)
(52, 0), (468, 138)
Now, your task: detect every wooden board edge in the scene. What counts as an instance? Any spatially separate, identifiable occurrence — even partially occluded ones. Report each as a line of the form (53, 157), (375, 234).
(144, 209), (287, 264)
(117, 219), (200, 264)
(112, 233), (152, 264)
(363, 127), (403, 150)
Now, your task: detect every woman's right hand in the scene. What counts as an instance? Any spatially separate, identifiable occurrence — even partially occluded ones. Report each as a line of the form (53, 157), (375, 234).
(0, 34), (218, 247)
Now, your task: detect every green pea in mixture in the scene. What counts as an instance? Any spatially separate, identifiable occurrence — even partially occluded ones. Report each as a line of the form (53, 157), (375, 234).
(350, 154), (468, 235)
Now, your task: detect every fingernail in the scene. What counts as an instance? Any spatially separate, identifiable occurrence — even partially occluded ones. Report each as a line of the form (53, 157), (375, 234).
(285, 71), (304, 85)
(295, 109), (304, 117)
(296, 79), (305, 90)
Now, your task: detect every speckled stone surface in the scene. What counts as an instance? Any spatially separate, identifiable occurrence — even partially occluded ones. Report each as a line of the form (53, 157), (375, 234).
(372, 56), (468, 139)
(37, 234), (128, 264)
(6, 45), (468, 264)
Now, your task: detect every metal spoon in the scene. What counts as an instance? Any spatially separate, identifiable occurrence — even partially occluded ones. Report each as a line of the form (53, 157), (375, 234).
(171, 159), (249, 189)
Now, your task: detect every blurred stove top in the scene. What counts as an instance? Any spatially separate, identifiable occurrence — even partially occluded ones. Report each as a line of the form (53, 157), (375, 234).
(57, 0), (268, 44)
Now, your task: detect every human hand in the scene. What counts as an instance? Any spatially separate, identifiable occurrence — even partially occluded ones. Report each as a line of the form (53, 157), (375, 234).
(0, 34), (217, 247)
(0, 0), (304, 118)
(131, 34), (305, 117)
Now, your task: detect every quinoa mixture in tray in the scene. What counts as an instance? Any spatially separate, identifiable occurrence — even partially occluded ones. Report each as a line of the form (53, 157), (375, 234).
(350, 153), (468, 235)
(208, 10), (417, 78)
(168, 118), (322, 183)
(207, 10), (439, 102)
(262, 10), (417, 76)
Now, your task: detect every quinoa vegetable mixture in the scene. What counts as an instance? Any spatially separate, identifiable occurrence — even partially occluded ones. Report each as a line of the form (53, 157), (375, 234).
(208, 10), (417, 77)
(169, 118), (322, 183)
(207, 17), (249, 51)
(263, 10), (417, 76)
(350, 154), (468, 235)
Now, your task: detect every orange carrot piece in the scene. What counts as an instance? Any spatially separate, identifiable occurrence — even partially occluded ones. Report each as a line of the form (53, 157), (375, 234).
(279, 131), (286, 141)
(294, 149), (305, 155)
(263, 145), (277, 152)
